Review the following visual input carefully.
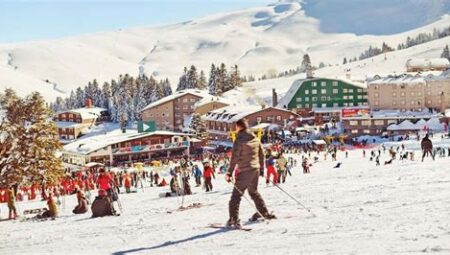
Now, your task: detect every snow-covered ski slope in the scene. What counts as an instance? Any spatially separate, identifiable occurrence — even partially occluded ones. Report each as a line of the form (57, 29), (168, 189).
(1, 139), (449, 254)
(1, 0), (450, 100)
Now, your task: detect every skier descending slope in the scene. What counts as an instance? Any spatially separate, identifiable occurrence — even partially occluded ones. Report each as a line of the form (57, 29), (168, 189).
(225, 118), (276, 229)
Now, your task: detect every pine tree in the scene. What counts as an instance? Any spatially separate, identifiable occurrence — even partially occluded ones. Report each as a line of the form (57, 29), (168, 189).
(101, 82), (112, 110)
(75, 87), (85, 108)
(187, 65), (199, 89)
(343, 57), (347, 65)
(0, 89), (63, 188)
(198, 70), (207, 89)
(208, 64), (217, 95)
(176, 67), (188, 91)
(162, 78), (173, 97)
(216, 63), (228, 95)
(189, 113), (208, 140)
(229, 64), (242, 89)
(441, 45), (450, 61)
(301, 54), (312, 73)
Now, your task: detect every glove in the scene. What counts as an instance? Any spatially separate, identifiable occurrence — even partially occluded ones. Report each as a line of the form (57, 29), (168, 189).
(225, 173), (232, 183)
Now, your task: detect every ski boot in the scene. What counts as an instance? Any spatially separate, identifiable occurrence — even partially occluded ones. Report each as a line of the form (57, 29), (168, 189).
(249, 212), (276, 222)
(226, 218), (242, 229)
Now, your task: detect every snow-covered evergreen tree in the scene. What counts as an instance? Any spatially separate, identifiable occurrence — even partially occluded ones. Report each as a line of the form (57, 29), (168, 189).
(208, 64), (217, 95)
(187, 65), (199, 89)
(189, 113), (208, 140)
(216, 63), (228, 95)
(75, 87), (85, 108)
(198, 70), (207, 89)
(162, 78), (173, 97)
(441, 45), (450, 61)
(101, 82), (112, 110)
(301, 54), (312, 73)
(176, 67), (188, 91)
(229, 64), (242, 89)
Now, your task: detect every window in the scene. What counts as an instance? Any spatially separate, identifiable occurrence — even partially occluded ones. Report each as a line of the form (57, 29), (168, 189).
(349, 121), (358, 126)
(428, 100), (432, 104)
(333, 103), (338, 107)
(312, 97), (318, 102)
(190, 105), (195, 109)
(374, 93), (379, 97)
(374, 120), (384, 125)
(276, 116), (282, 121)
(296, 104), (302, 108)
(321, 81), (326, 86)
(392, 92), (397, 97)
(348, 95), (354, 100)
(348, 89), (354, 93)
(321, 96), (327, 101)
(363, 130), (371, 134)
(312, 82), (317, 87)
(161, 113), (166, 117)
(312, 89), (317, 94)
(305, 90), (309, 95)
(374, 101), (379, 106)
(357, 89), (363, 93)
(401, 100), (406, 105)
(312, 104), (318, 108)
(183, 105), (188, 110)
(176, 119), (181, 124)
(305, 97), (310, 102)
(410, 92), (415, 96)
(401, 92), (406, 97)
(183, 98), (188, 103)
(266, 116), (273, 121)
(321, 89), (327, 94)
(343, 89), (348, 93)
(393, 101), (397, 106)
(190, 98), (196, 102)
(343, 103), (349, 106)
(418, 92), (422, 96)
(352, 130), (358, 134)
(333, 89), (338, 94)
(357, 95), (362, 99)
(343, 96), (348, 100)
(411, 100), (416, 105)
(256, 117), (262, 123)
(332, 81), (338, 86)
(296, 98), (302, 102)
(304, 104), (310, 108)
(322, 103), (327, 107)
(361, 120), (371, 126)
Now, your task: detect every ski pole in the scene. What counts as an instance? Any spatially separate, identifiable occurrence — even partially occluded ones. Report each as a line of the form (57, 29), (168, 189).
(270, 181), (311, 212)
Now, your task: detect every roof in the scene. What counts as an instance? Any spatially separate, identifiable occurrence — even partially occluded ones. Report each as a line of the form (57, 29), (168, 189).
(194, 96), (231, 108)
(368, 74), (426, 85)
(277, 77), (366, 108)
(406, 58), (450, 68)
(140, 89), (212, 112)
(203, 105), (296, 124)
(57, 107), (107, 120)
(63, 129), (190, 155)
(311, 106), (369, 114)
(343, 109), (441, 120)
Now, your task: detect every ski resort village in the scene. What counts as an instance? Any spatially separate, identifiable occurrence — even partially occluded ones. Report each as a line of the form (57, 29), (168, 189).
(1, 0), (450, 254)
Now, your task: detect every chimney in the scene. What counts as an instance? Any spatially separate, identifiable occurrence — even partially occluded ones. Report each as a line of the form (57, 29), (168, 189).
(272, 89), (278, 107)
(85, 98), (93, 108)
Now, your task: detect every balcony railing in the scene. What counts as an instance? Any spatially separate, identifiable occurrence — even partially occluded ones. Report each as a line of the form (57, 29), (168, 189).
(112, 141), (189, 155)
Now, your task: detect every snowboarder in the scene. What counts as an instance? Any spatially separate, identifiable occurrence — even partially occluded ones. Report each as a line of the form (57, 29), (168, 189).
(421, 134), (434, 161)
(225, 118), (275, 228)
(203, 161), (215, 192)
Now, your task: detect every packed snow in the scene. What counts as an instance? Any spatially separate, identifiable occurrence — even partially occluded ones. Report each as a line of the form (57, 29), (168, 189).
(1, 138), (450, 254)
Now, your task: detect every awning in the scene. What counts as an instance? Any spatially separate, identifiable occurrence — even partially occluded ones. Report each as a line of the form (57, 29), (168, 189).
(312, 140), (327, 145)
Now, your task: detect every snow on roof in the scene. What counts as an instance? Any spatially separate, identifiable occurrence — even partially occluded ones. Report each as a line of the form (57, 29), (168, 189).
(63, 129), (189, 155)
(57, 107), (107, 120)
(406, 58), (450, 68)
(427, 117), (445, 131)
(204, 105), (296, 124)
(194, 96), (231, 108)
(140, 89), (211, 112)
(312, 140), (326, 145)
(368, 74), (426, 85)
(344, 109), (441, 120)
(277, 77), (366, 108)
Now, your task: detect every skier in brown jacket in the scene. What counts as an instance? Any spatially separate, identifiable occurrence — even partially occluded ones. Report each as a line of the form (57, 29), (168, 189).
(225, 118), (275, 228)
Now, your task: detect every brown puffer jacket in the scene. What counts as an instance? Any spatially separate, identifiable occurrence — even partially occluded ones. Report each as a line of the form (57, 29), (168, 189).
(91, 196), (114, 217)
(227, 130), (264, 175)
(421, 137), (433, 152)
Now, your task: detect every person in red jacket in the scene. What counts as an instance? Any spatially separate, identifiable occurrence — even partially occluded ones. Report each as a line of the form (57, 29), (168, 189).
(123, 172), (132, 193)
(96, 169), (113, 198)
(203, 161), (215, 192)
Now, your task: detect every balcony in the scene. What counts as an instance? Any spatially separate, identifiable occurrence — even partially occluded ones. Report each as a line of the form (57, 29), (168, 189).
(112, 141), (189, 155)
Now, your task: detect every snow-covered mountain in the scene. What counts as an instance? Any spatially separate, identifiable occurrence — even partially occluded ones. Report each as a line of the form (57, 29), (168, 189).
(1, 0), (450, 100)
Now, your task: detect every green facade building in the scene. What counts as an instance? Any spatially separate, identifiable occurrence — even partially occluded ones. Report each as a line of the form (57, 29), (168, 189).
(278, 78), (368, 109)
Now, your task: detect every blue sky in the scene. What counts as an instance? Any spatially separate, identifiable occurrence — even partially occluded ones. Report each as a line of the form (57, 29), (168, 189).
(0, 0), (271, 43)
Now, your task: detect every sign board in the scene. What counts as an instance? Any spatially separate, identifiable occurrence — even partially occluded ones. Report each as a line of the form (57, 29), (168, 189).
(138, 121), (156, 133)
(341, 108), (370, 118)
